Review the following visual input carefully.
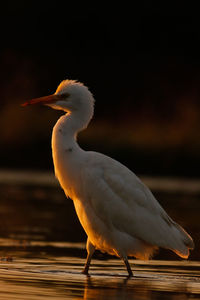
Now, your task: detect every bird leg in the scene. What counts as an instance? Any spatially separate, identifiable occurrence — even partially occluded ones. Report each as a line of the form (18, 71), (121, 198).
(82, 239), (95, 275)
(122, 257), (133, 277)
(82, 252), (93, 275)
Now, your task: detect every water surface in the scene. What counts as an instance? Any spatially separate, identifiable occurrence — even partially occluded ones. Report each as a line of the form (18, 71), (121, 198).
(0, 170), (199, 299)
(0, 239), (200, 300)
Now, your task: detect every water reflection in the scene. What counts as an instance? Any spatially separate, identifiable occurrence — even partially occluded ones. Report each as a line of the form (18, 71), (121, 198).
(82, 262), (200, 299)
(83, 276), (151, 300)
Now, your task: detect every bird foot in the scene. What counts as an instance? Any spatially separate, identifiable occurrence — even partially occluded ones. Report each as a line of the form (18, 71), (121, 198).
(127, 271), (133, 278)
(82, 268), (90, 276)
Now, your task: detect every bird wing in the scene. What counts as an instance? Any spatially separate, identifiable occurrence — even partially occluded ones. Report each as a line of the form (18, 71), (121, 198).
(84, 152), (193, 254)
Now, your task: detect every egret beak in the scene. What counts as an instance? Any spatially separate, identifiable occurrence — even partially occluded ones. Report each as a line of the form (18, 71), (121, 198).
(21, 94), (59, 107)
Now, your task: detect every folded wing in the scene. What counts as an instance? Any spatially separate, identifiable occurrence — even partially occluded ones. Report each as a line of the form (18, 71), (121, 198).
(85, 152), (194, 258)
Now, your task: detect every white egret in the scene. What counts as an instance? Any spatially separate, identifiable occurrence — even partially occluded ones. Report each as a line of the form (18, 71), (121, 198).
(22, 79), (194, 277)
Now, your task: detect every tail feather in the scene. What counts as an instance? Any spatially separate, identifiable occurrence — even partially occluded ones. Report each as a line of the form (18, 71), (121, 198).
(161, 211), (194, 258)
(171, 223), (194, 258)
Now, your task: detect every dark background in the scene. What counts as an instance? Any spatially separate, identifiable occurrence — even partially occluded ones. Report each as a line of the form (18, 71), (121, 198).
(1, 1), (200, 177)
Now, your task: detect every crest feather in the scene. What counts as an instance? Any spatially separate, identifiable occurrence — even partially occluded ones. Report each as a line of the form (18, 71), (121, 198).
(56, 79), (84, 93)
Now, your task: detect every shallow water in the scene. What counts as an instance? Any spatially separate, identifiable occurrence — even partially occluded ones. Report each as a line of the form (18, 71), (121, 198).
(0, 239), (200, 300)
(0, 170), (200, 299)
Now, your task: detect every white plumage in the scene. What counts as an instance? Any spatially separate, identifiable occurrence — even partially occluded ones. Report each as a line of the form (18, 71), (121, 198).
(22, 79), (194, 276)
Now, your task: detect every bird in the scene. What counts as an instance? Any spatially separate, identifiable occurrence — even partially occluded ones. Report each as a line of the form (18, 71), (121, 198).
(22, 79), (194, 277)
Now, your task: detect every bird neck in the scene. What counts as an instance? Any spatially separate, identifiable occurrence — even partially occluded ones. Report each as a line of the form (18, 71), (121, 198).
(63, 108), (93, 137)
(53, 109), (93, 151)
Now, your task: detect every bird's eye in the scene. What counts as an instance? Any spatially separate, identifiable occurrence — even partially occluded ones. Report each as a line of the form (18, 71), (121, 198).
(58, 93), (70, 99)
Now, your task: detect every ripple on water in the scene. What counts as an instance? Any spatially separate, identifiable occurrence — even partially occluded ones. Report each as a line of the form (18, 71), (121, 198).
(0, 240), (200, 299)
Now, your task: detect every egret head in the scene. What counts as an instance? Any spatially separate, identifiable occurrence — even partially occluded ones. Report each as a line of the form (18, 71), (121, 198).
(22, 79), (94, 114)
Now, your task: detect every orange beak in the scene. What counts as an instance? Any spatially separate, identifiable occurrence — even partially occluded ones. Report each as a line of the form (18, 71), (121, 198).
(21, 94), (59, 107)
